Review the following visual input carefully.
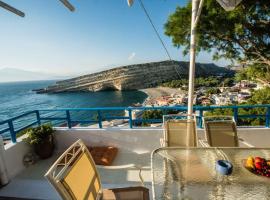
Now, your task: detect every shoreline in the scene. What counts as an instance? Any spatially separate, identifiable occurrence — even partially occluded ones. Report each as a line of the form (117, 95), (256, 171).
(139, 87), (185, 106)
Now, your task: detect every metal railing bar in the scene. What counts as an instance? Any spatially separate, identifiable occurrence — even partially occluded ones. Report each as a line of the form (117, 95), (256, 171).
(238, 115), (266, 119)
(15, 121), (38, 134)
(133, 119), (163, 123)
(0, 104), (270, 143)
(104, 116), (129, 120)
(37, 104), (270, 112)
(38, 107), (130, 111)
(40, 117), (67, 121)
(0, 128), (10, 135)
(0, 111), (36, 125)
(70, 120), (98, 124)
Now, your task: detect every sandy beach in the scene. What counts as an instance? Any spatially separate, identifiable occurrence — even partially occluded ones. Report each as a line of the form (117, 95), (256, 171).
(139, 87), (186, 106)
(140, 87), (184, 98)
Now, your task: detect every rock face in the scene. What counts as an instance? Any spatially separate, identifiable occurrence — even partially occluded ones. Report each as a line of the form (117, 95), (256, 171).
(36, 60), (233, 93)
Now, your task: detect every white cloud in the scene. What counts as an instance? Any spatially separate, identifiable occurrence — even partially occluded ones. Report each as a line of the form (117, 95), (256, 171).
(128, 52), (136, 61)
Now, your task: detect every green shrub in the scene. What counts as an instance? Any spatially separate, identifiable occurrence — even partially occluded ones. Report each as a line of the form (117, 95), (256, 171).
(142, 109), (179, 126)
(24, 124), (54, 145)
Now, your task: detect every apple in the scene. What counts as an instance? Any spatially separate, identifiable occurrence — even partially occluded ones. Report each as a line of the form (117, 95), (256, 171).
(254, 157), (265, 164)
(254, 157), (262, 162)
(255, 162), (262, 170)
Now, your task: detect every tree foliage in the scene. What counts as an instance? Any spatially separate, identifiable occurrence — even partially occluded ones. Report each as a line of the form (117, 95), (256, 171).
(247, 87), (270, 105)
(205, 87), (270, 126)
(165, 0), (270, 67)
(142, 110), (163, 121)
(246, 65), (270, 81)
(162, 76), (224, 88)
(206, 88), (220, 96)
(235, 64), (270, 82)
(142, 109), (179, 126)
(223, 77), (234, 87)
(235, 70), (249, 82)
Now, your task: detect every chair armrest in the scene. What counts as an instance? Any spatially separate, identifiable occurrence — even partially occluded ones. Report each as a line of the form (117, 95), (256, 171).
(97, 164), (150, 170)
(97, 164), (136, 170)
(238, 138), (255, 147)
(198, 139), (210, 147)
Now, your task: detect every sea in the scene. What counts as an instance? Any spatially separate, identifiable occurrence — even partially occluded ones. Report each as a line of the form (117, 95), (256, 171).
(0, 80), (147, 138)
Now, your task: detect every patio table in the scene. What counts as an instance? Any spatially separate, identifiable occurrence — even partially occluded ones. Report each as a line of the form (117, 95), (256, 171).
(151, 147), (270, 200)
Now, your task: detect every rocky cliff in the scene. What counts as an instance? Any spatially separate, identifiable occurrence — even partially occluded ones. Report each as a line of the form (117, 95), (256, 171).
(35, 60), (233, 93)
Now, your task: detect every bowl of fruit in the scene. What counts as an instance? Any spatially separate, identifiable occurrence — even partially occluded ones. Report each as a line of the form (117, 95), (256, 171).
(243, 156), (270, 178)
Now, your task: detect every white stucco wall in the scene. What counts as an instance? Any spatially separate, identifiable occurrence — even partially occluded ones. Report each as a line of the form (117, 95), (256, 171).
(2, 127), (270, 179)
(237, 128), (270, 148)
(54, 128), (163, 153)
(3, 137), (31, 179)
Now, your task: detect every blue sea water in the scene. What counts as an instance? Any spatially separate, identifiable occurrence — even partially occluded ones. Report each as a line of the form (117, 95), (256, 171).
(0, 80), (147, 137)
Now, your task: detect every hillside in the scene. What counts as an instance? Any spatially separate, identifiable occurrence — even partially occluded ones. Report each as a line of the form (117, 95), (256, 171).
(35, 60), (233, 93)
(0, 68), (67, 83)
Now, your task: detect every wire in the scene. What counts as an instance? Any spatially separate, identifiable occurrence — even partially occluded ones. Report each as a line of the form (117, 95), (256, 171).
(138, 0), (171, 60)
(138, 0), (182, 78)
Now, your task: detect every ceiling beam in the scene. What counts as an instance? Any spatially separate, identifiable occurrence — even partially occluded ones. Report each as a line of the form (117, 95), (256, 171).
(0, 0), (25, 17)
(59, 0), (75, 12)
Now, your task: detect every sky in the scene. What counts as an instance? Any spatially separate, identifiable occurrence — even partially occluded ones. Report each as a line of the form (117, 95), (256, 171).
(0, 0), (230, 77)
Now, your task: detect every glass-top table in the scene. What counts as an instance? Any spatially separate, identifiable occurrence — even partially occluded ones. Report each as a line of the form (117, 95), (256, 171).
(151, 147), (270, 200)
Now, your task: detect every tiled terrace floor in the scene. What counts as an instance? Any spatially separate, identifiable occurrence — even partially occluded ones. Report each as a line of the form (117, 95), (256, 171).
(0, 151), (152, 200)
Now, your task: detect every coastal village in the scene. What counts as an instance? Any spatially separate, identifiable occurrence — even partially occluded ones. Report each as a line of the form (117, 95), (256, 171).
(142, 80), (260, 107)
(139, 64), (270, 107)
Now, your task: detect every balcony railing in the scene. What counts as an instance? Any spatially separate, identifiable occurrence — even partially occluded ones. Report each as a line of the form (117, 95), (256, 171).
(0, 104), (270, 143)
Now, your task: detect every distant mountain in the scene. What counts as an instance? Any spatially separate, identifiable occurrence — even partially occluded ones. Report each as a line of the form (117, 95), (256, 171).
(0, 68), (68, 83)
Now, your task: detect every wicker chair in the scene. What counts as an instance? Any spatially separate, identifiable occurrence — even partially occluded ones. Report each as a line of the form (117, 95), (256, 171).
(161, 114), (197, 147)
(45, 139), (149, 200)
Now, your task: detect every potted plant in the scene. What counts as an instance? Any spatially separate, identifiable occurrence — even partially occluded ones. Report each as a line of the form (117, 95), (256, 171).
(24, 124), (54, 159)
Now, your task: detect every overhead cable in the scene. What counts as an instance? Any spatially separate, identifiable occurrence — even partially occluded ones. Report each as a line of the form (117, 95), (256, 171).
(138, 0), (172, 61)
